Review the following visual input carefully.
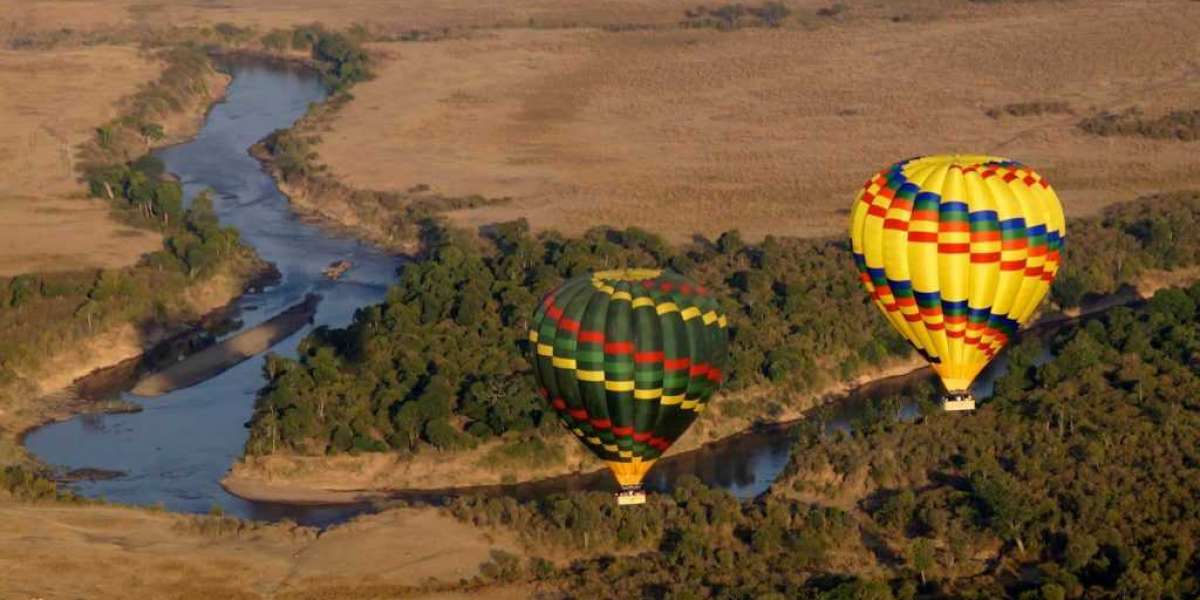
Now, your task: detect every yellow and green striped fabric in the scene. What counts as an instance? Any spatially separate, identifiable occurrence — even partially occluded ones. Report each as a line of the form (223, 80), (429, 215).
(529, 269), (728, 487)
(849, 155), (1065, 393)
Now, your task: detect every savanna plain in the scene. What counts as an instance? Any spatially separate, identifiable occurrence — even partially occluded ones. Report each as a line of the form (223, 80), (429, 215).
(2, 0), (1200, 598)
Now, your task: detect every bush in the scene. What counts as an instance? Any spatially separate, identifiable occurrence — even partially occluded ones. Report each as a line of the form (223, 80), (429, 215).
(0, 466), (83, 503)
(682, 2), (793, 30)
(1078, 107), (1200, 141)
(985, 101), (1071, 119)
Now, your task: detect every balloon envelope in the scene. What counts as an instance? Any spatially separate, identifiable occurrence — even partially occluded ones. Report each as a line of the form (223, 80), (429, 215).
(849, 155), (1065, 394)
(529, 269), (728, 488)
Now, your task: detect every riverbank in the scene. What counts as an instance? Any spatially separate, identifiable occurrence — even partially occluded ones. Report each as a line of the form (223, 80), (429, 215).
(0, 54), (251, 462)
(222, 266), (1200, 504)
(249, 111), (424, 256)
(2, 258), (274, 453)
(249, 80), (510, 256)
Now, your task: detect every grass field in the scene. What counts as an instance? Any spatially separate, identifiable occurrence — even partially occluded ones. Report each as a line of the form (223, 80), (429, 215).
(0, 501), (530, 599)
(0, 46), (163, 276)
(0, 0), (695, 36)
(6, 1), (1198, 246)
(304, 0), (1200, 242)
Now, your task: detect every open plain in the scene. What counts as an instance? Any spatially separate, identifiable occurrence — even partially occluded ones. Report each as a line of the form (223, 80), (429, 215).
(0, 502), (531, 599)
(0, 46), (162, 276)
(309, 0), (1200, 241)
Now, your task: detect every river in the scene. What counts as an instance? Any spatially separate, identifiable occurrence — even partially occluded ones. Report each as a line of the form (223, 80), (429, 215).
(23, 58), (1035, 527)
(25, 59), (399, 525)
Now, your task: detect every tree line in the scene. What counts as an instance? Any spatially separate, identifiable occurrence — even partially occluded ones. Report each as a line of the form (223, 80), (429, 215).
(244, 219), (904, 457)
(445, 282), (1200, 599)
(244, 192), (1200, 463)
(778, 282), (1200, 598)
(1050, 192), (1200, 308)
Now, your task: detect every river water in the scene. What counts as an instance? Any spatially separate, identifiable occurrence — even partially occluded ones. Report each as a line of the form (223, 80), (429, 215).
(24, 59), (1029, 527)
(25, 59), (399, 525)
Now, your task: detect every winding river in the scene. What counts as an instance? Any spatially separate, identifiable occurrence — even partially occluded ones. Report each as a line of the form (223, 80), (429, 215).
(24, 58), (1029, 527)
(25, 59), (399, 525)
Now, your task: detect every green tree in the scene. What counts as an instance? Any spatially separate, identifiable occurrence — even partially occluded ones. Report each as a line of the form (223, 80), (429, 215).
(139, 122), (164, 148)
(261, 29), (290, 51)
(909, 537), (934, 584)
(153, 181), (183, 226)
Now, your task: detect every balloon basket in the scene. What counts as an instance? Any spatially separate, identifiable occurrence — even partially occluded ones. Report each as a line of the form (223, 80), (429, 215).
(942, 391), (975, 412)
(615, 485), (646, 506)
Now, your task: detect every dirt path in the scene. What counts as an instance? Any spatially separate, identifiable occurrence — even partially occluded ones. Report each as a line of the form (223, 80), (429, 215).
(130, 294), (320, 397)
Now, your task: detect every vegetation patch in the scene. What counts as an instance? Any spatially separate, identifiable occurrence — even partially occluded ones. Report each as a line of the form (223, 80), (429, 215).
(781, 284), (1200, 597)
(76, 45), (218, 174)
(0, 465), (87, 503)
(243, 192), (1200, 464)
(680, 2), (793, 30)
(1051, 192), (1200, 308)
(451, 476), (886, 597)
(816, 3), (850, 19)
(1078, 107), (1200, 141)
(283, 24), (372, 93)
(0, 192), (256, 396)
(441, 283), (1200, 598)
(984, 100), (1072, 119)
(243, 220), (906, 457)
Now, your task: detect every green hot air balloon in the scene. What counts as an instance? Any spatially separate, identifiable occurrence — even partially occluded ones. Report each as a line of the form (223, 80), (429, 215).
(529, 269), (729, 505)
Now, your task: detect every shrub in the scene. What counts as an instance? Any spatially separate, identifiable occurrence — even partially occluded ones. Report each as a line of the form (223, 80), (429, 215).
(1078, 107), (1200, 141)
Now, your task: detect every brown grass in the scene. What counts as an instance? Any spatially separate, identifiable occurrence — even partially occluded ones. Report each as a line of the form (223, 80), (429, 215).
(0, 0), (701, 38)
(304, 0), (1200, 242)
(0, 501), (524, 599)
(0, 46), (163, 276)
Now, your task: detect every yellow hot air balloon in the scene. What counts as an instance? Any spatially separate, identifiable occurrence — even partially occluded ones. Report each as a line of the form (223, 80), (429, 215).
(849, 155), (1065, 410)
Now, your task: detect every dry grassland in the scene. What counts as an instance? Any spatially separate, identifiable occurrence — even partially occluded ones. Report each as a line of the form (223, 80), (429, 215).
(307, 0), (1200, 242)
(0, 501), (530, 599)
(0, 0), (698, 37)
(0, 46), (164, 276)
